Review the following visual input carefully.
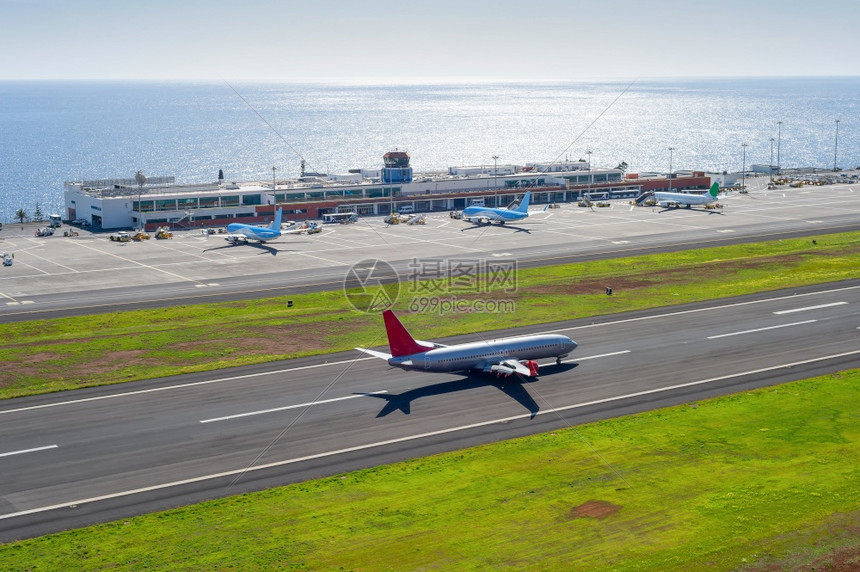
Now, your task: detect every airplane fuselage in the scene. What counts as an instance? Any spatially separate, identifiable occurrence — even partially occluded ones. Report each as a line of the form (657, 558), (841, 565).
(654, 189), (719, 208)
(461, 206), (528, 223)
(224, 223), (281, 242)
(387, 334), (576, 372)
(462, 191), (532, 224)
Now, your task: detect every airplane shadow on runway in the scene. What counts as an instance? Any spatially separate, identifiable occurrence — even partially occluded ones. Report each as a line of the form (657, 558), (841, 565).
(459, 223), (532, 234)
(657, 207), (726, 215)
(202, 242), (298, 256)
(358, 363), (577, 419)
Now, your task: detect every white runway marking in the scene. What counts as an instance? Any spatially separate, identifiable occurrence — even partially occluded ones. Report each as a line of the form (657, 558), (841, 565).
(537, 350), (629, 367)
(73, 240), (206, 286)
(0, 357), (376, 415)
(567, 350), (630, 362)
(545, 284), (860, 334)
(774, 302), (848, 315)
(295, 251), (351, 266)
(3, 348), (858, 522)
(18, 248), (78, 273)
(0, 445), (58, 458)
(200, 391), (388, 423)
(706, 320), (817, 339)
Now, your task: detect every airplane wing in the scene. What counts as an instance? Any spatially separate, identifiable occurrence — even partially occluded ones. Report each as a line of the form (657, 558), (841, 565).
(281, 226), (307, 234)
(485, 359), (532, 377)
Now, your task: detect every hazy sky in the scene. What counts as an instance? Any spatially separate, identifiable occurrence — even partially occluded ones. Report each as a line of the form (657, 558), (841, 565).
(2, 0), (858, 81)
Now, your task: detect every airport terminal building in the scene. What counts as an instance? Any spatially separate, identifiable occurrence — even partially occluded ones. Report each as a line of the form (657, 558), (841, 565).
(63, 153), (712, 230)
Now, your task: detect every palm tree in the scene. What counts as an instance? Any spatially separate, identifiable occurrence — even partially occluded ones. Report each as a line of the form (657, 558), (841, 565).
(15, 208), (28, 223)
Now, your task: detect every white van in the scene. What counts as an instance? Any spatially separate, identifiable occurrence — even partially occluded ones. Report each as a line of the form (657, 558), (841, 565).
(398, 205), (415, 214)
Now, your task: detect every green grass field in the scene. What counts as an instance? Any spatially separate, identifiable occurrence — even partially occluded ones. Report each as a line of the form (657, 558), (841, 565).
(1, 370), (856, 571)
(2, 231), (859, 399)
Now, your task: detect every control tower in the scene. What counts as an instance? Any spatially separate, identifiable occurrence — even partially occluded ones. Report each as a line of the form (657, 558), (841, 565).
(381, 150), (413, 184)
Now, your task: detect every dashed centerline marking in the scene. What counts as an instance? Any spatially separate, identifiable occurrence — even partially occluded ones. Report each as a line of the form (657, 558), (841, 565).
(0, 445), (58, 458)
(0, 357), (376, 415)
(773, 301), (848, 315)
(200, 392), (388, 424)
(565, 350), (630, 362)
(201, 352), (629, 423)
(707, 320), (817, 339)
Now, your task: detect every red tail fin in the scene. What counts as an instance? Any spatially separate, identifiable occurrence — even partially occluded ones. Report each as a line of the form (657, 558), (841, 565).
(383, 310), (432, 357)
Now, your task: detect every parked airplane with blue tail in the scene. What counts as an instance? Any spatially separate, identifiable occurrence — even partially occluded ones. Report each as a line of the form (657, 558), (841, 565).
(225, 207), (283, 243)
(462, 191), (536, 225)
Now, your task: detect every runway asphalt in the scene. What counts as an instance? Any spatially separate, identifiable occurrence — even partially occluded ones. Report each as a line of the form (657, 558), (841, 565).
(1, 175), (859, 322)
(1, 281), (858, 541)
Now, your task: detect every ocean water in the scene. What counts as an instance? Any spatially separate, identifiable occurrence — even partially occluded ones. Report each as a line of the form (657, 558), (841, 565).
(1, 77), (857, 223)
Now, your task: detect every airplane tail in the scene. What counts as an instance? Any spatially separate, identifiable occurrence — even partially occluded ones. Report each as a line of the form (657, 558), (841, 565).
(708, 182), (720, 198)
(383, 310), (432, 357)
(269, 207), (283, 230)
(514, 191), (531, 213)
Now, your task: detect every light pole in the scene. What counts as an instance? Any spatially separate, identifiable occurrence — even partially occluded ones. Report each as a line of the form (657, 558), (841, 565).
(272, 166), (277, 191)
(586, 150), (593, 199)
(134, 170), (146, 230)
(741, 143), (748, 190)
(668, 147), (675, 193)
(769, 138), (775, 183)
(492, 155), (499, 206)
(834, 119), (840, 172)
(777, 121), (782, 175)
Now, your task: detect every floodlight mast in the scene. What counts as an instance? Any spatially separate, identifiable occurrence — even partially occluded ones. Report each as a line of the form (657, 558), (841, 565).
(135, 170), (146, 231)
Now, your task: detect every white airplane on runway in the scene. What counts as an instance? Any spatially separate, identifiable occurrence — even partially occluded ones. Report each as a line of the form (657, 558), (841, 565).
(462, 191), (536, 225)
(357, 310), (577, 378)
(654, 182), (721, 209)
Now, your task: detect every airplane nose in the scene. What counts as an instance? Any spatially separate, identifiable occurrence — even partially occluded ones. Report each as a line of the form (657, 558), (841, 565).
(566, 340), (578, 353)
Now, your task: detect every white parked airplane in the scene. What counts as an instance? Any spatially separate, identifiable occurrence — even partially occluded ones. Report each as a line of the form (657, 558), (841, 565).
(462, 191), (534, 225)
(654, 182), (721, 209)
(225, 207), (283, 242)
(357, 310), (577, 378)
